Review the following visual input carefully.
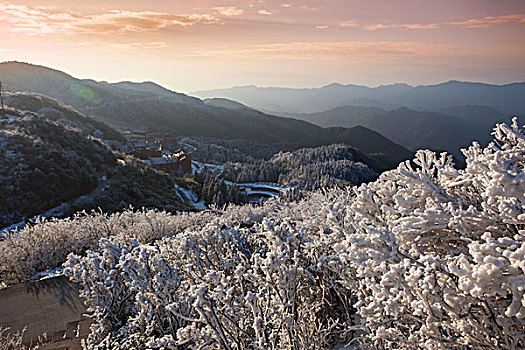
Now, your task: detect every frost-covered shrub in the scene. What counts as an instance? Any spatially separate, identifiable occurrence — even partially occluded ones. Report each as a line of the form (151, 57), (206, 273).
(0, 209), (212, 285)
(334, 119), (525, 348)
(64, 197), (356, 349)
(0, 327), (27, 350)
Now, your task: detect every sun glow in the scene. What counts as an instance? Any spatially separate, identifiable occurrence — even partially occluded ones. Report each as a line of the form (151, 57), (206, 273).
(0, 0), (524, 91)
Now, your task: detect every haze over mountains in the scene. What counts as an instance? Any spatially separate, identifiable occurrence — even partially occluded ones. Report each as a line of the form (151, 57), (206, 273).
(194, 82), (524, 158)
(193, 81), (525, 115)
(2, 61), (524, 169)
(289, 105), (521, 158)
(0, 61), (411, 171)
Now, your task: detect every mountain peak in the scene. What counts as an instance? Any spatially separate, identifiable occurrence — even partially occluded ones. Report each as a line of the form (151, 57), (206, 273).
(323, 83), (345, 88)
(376, 83), (412, 90)
(0, 61), (74, 78)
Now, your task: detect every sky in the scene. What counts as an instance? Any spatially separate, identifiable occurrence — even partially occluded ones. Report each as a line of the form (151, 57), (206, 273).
(0, 0), (524, 92)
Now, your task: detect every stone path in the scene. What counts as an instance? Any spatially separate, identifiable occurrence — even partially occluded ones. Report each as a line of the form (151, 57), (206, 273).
(0, 276), (91, 349)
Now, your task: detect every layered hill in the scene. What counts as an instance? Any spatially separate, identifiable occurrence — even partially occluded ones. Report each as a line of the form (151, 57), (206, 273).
(0, 108), (114, 227)
(203, 98), (252, 111)
(0, 107), (193, 229)
(288, 105), (522, 158)
(4, 92), (125, 142)
(0, 61), (412, 170)
(193, 81), (525, 115)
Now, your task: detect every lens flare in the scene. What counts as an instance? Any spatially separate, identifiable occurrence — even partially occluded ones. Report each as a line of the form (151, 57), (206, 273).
(70, 83), (102, 104)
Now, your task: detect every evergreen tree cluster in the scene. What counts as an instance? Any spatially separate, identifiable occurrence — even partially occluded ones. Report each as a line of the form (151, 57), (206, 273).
(179, 137), (280, 164)
(185, 137), (378, 194)
(223, 144), (378, 191)
(193, 169), (248, 207)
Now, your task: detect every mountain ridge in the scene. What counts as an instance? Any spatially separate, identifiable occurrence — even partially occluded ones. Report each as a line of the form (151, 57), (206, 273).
(193, 80), (525, 114)
(0, 61), (412, 171)
(286, 103), (522, 158)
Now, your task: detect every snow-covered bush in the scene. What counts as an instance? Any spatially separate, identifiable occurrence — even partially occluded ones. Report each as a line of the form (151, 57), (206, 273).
(334, 118), (525, 348)
(0, 209), (212, 285)
(0, 327), (26, 350)
(63, 192), (357, 349)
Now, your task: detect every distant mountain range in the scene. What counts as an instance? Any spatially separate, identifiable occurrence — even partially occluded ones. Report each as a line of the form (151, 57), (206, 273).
(288, 104), (521, 157)
(2, 61), (523, 225)
(193, 81), (525, 115)
(0, 61), (413, 171)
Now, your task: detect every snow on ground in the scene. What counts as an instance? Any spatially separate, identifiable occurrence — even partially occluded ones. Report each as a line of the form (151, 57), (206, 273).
(174, 184), (208, 210)
(0, 176), (110, 237)
(192, 161), (225, 177)
(236, 182), (290, 191)
(0, 221), (25, 239)
(32, 266), (66, 281)
(1, 114), (18, 122)
(225, 181), (291, 195)
(0, 200), (71, 238)
(1, 112), (34, 122)
(244, 189), (282, 197)
(178, 142), (196, 155)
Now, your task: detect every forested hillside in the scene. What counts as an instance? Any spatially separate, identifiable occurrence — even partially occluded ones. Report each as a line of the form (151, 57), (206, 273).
(0, 119), (523, 348)
(184, 139), (378, 205)
(4, 92), (125, 142)
(0, 108), (115, 227)
(223, 144), (377, 190)
(0, 108), (192, 228)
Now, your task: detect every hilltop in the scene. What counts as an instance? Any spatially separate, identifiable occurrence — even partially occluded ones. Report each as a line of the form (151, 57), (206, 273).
(4, 91), (125, 142)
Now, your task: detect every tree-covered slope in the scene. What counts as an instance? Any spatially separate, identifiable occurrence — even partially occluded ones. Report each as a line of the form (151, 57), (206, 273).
(0, 108), (193, 229)
(4, 92), (125, 142)
(223, 144), (377, 190)
(0, 109), (115, 227)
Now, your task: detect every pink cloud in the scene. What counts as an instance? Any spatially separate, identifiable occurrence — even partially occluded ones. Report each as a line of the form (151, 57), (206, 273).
(199, 41), (454, 59)
(74, 41), (169, 50)
(0, 4), (221, 35)
(400, 23), (439, 29)
(364, 24), (390, 31)
(364, 23), (439, 31)
(258, 10), (275, 15)
(361, 13), (525, 32)
(212, 7), (244, 17)
(449, 14), (525, 28)
(340, 20), (359, 28)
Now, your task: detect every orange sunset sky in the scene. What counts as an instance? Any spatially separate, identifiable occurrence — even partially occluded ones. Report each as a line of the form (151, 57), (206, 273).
(1, 0), (524, 92)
